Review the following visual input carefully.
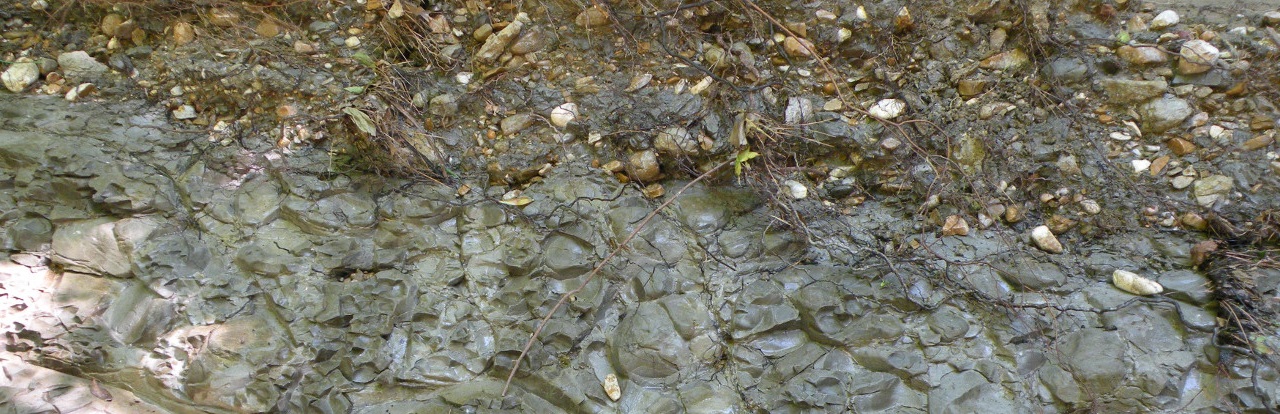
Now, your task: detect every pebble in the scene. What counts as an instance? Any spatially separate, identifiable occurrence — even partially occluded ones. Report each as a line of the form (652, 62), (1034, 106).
(1080, 199), (1101, 215)
(1099, 78), (1167, 104)
(500, 113), (535, 135)
(627, 150), (661, 182)
(1181, 212), (1208, 230)
(868, 98), (905, 119)
(428, 94), (457, 116)
(1131, 159), (1151, 173)
(1138, 96), (1193, 134)
(510, 27), (550, 55)
(1150, 10), (1180, 30)
(978, 49), (1029, 71)
(101, 13), (125, 35)
(783, 180), (808, 200)
(942, 215), (969, 236)
(171, 22), (196, 45)
(64, 83), (95, 101)
(1265, 11), (1280, 26)
(626, 73), (652, 92)
(208, 8), (240, 27)
(1192, 174), (1232, 206)
(2, 61), (40, 93)
(784, 97), (813, 124)
(894, 6), (914, 32)
(293, 40), (316, 54)
(1115, 45), (1168, 65)
(345, 36), (361, 48)
(172, 105), (196, 120)
(1241, 134), (1273, 151)
(477, 13), (528, 62)
(957, 79), (989, 97)
(575, 7), (609, 28)
(57, 51), (109, 81)
(1031, 225), (1063, 253)
(654, 127), (697, 154)
(549, 103), (578, 127)
(1167, 137), (1196, 155)
(642, 183), (665, 199)
(1112, 270), (1163, 295)
(1171, 175), (1194, 189)
(782, 36), (815, 58)
(1178, 40), (1218, 74)
(603, 373), (621, 401)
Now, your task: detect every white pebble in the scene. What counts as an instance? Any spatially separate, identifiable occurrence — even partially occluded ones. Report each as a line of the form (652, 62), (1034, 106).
(1131, 159), (1151, 173)
(1031, 225), (1063, 253)
(1150, 10), (1179, 30)
(1112, 269), (1163, 295)
(783, 180), (808, 200)
(549, 103), (578, 127)
(1080, 199), (1101, 215)
(867, 98), (905, 119)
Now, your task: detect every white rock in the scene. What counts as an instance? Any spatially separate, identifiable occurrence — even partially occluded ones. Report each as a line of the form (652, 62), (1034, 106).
(603, 373), (621, 401)
(172, 105), (197, 120)
(1131, 159), (1151, 173)
(1079, 199), (1101, 215)
(2, 61), (40, 93)
(1150, 10), (1180, 30)
(688, 76), (713, 95)
(1112, 269), (1163, 295)
(345, 36), (361, 48)
(838, 27), (853, 42)
(455, 72), (474, 84)
(783, 180), (808, 199)
(1180, 40), (1219, 65)
(57, 51), (109, 81)
(64, 83), (95, 101)
(1031, 225), (1063, 253)
(1209, 125), (1229, 139)
(549, 103), (578, 127)
(1109, 131), (1131, 141)
(785, 97), (813, 124)
(868, 98), (905, 119)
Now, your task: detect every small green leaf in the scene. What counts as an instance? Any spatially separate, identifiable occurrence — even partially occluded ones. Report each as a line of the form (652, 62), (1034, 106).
(344, 86), (365, 94)
(1116, 30), (1130, 44)
(352, 52), (376, 68)
(734, 149), (759, 176)
(343, 107), (377, 136)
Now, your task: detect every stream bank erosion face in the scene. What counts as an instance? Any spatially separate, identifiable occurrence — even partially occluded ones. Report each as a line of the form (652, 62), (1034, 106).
(2, 0), (1280, 411)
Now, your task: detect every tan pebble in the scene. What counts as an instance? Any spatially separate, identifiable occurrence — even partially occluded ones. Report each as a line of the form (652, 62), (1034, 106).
(576, 7), (609, 28)
(1181, 212), (1208, 231)
(101, 13), (125, 36)
(1241, 135), (1273, 151)
(256, 19), (280, 37)
(642, 183), (665, 199)
(942, 215), (969, 236)
(208, 8), (240, 27)
(627, 150), (661, 182)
